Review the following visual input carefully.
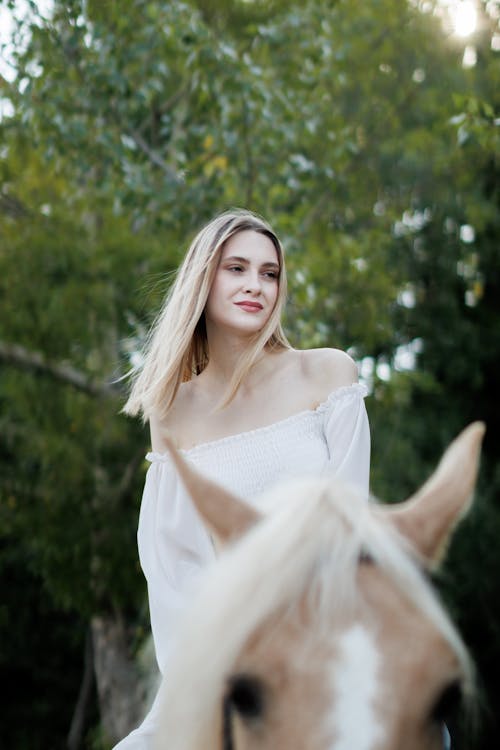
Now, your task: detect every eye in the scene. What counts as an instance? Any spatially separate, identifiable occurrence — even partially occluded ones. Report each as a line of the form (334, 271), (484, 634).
(358, 545), (373, 565)
(432, 680), (461, 724)
(431, 680), (462, 733)
(227, 265), (244, 272)
(262, 270), (278, 279)
(225, 673), (265, 722)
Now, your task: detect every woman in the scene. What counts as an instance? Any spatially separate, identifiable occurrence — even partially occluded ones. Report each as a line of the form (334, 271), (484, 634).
(115, 208), (370, 748)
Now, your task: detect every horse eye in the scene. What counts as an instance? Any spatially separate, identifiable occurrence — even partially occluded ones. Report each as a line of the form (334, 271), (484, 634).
(358, 546), (373, 565)
(226, 674), (265, 721)
(431, 680), (462, 726)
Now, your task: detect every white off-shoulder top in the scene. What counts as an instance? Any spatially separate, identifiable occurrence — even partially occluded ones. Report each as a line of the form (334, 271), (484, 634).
(114, 382), (370, 750)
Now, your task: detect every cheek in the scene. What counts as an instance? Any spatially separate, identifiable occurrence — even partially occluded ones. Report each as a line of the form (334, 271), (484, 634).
(267, 280), (279, 309)
(205, 275), (227, 313)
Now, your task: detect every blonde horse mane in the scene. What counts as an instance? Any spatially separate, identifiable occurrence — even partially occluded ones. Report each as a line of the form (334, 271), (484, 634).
(156, 477), (474, 750)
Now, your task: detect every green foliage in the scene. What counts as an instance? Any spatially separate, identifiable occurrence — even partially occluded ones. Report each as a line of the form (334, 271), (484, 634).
(0, 543), (93, 750)
(0, 0), (498, 745)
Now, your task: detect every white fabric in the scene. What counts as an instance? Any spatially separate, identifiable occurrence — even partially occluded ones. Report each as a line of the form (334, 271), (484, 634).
(113, 382), (370, 749)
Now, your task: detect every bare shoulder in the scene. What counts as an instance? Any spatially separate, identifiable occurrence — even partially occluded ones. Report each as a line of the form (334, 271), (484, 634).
(149, 380), (197, 452)
(299, 347), (359, 396)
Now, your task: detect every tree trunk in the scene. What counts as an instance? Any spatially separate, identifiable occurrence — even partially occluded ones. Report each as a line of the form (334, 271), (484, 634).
(91, 615), (157, 744)
(67, 628), (95, 749)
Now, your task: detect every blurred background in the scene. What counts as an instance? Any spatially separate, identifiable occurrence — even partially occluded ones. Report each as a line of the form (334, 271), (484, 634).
(0, 0), (498, 747)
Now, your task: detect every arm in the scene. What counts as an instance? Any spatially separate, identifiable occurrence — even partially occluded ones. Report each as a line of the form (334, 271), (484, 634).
(138, 452), (215, 673)
(323, 384), (371, 498)
(301, 348), (370, 496)
(113, 454), (214, 748)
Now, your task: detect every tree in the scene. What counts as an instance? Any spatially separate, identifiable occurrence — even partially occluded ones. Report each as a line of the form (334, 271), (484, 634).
(0, 0), (498, 746)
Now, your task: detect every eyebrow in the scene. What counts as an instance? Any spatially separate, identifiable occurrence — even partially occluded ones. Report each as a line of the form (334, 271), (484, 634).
(223, 255), (280, 269)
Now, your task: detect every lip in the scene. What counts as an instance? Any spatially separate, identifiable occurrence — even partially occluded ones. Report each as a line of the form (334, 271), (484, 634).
(235, 301), (264, 312)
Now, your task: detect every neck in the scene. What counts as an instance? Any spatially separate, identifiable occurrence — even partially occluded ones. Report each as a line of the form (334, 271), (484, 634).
(200, 322), (266, 393)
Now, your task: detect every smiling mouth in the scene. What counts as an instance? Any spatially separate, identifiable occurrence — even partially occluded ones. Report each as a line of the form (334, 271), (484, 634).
(235, 302), (264, 311)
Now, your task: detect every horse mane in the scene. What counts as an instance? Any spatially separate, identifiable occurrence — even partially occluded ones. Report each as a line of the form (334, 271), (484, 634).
(155, 477), (474, 750)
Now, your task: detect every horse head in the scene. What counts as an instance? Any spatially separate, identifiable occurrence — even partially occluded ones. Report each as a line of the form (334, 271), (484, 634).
(154, 423), (484, 750)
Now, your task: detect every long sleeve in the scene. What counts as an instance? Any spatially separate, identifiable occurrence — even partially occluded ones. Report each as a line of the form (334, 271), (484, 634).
(322, 384), (370, 498)
(113, 458), (215, 749)
(138, 455), (216, 673)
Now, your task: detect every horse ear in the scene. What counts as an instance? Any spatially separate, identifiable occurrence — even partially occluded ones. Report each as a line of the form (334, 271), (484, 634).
(386, 422), (485, 568)
(162, 436), (261, 545)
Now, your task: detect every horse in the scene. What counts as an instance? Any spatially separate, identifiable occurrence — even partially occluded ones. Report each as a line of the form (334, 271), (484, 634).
(153, 423), (484, 750)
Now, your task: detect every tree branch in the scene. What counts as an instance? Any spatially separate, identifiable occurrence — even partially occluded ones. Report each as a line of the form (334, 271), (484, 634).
(0, 341), (122, 399)
(136, 84), (190, 138)
(127, 128), (183, 184)
(67, 628), (95, 750)
(115, 446), (147, 502)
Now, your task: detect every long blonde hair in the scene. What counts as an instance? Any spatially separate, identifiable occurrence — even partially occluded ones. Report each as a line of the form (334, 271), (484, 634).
(123, 209), (291, 420)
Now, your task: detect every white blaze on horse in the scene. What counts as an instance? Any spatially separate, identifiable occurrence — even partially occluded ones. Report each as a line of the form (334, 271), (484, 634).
(154, 423), (484, 750)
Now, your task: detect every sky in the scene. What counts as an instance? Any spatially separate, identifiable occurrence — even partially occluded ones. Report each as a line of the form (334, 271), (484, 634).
(0, 0), (54, 82)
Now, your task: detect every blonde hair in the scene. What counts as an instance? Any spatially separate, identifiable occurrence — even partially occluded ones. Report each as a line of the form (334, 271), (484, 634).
(123, 209), (291, 420)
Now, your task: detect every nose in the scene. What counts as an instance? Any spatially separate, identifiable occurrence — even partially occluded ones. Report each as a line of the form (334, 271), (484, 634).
(243, 271), (262, 294)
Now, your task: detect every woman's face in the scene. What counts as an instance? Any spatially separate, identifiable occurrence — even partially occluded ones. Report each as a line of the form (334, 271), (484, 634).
(205, 230), (280, 337)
